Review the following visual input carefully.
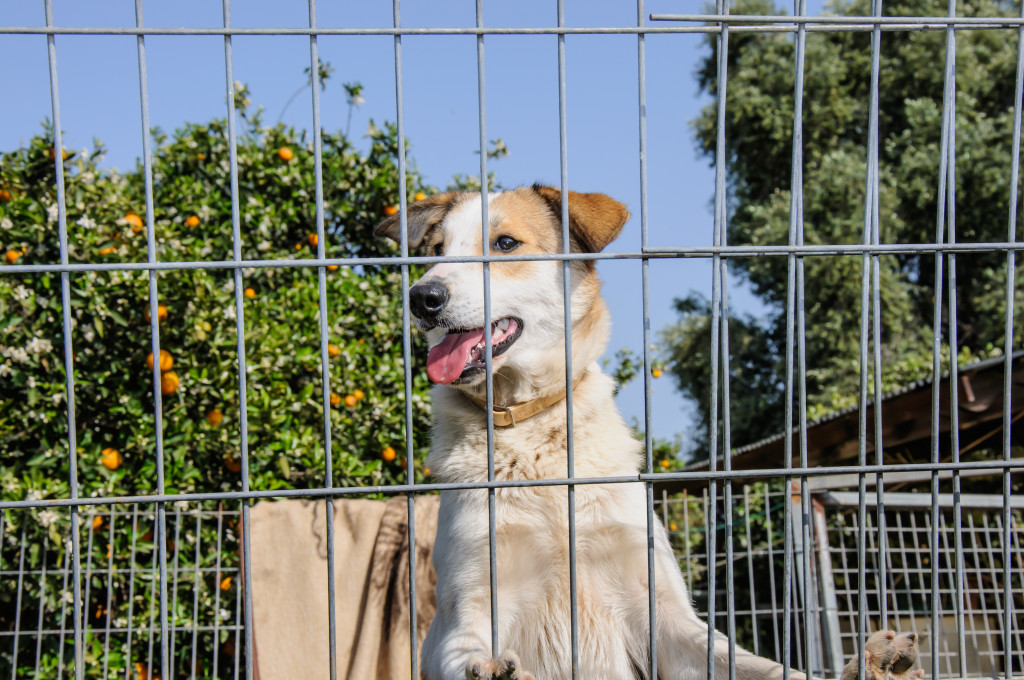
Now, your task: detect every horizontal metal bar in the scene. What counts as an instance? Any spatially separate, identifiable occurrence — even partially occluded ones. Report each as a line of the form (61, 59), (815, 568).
(650, 12), (1024, 26)
(0, 625), (243, 637)
(1, 22), (1019, 38)
(821, 490), (1024, 510)
(2, 459), (1020, 511)
(3, 241), (1023, 276)
(807, 461), (1023, 490)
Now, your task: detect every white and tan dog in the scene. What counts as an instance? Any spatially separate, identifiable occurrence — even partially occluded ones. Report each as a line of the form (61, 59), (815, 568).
(376, 186), (803, 680)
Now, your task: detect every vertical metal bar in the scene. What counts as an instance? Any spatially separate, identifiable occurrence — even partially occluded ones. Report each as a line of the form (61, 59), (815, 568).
(930, 10), (953, 674)
(123, 506), (141, 680)
(220, 2), (255, 677)
(56, 541), (71, 678)
(473, 0), (499, 660)
(1003, 4), (1024, 679)
(783, 0), (809, 671)
(41, 1), (83, 675)
(390, 1), (419, 676)
(553, 2), (581, 676)
(764, 485), (781, 662)
(131, 2), (171, 677)
(636, 2), (657, 678)
(305, 2), (340, 677)
(212, 508), (225, 678)
(742, 486), (759, 656)
(940, 2), (967, 675)
(170, 510), (183, 675)
(708, 1), (731, 676)
(791, 0), (813, 672)
(189, 511), (202, 680)
(9, 523), (26, 679)
(865, 0), (888, 636)
(855, 1), (884, 676)
(101, 507), (116, 679)
(32, 536), (49, 680)
(721, 262), (737, 680)
(684, 491), (693, 587)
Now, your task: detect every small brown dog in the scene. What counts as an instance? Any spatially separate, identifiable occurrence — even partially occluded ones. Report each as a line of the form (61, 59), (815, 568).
(840, 630), (924, 680)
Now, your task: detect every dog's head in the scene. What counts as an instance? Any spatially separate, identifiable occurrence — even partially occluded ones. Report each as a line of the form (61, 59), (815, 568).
(375, 185), (628, 402)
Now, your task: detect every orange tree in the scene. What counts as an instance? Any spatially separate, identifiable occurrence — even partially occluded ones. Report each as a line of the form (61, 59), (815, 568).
(0, 97), (432, 676)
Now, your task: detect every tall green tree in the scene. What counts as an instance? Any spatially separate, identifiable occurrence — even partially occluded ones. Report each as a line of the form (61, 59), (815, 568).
(665, 0), (1023, 457)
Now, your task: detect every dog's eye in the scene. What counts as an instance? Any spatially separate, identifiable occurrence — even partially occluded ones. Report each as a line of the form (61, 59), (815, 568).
(433, 243), (443, 256)
(494, 235), (519, 252)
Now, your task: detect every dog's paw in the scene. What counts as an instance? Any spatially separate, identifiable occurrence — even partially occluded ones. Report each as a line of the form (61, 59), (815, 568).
(464, 651), (534, 680)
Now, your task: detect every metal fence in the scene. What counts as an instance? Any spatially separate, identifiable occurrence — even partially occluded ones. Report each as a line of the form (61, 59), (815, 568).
(658, 486), (1024, 679)
(2, 1), (1024, 679)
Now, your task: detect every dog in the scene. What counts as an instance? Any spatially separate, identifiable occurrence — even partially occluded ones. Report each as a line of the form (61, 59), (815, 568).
(376, 186), (811, 679)
(839, 631), (924, 680)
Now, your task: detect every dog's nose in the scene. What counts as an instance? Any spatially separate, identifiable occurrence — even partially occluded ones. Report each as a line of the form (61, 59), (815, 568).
(410, 282), (449, 321)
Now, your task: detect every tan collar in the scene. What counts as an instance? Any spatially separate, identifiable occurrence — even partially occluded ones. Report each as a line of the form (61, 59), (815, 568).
(463, 375), (584, 428)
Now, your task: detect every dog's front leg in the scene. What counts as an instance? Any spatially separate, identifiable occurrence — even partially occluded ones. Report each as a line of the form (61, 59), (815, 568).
(421, 491), (536, 680)
(647, 530), (811, 680)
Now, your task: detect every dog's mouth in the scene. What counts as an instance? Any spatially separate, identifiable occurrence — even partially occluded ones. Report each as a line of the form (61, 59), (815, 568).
(426, 317), (523, 385)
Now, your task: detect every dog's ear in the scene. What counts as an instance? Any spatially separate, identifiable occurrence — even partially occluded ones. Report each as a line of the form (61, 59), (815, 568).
(374, 192), (461, 248)
(532, 185), (629, 253)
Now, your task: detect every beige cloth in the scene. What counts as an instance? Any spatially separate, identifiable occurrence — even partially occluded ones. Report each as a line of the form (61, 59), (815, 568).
(248, 496), (439, 680)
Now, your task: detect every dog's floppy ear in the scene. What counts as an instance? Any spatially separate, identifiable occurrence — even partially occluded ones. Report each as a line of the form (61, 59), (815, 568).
(532, 185), (629, 253)
(374, 192), (461, 248)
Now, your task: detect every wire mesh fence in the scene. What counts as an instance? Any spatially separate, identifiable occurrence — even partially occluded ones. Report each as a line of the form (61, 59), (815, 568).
(2, 0), (1024, 679)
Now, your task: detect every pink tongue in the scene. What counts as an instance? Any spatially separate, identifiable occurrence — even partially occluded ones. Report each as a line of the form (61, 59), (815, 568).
(427, 328), (487, 384)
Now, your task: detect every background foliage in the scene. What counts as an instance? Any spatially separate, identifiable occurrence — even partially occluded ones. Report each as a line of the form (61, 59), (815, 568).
(0, 83), (434, 677)
(663, 0), (1024, 457)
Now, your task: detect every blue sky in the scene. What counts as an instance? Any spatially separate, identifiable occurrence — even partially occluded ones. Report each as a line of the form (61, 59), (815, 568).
(1, 0), (785, 451)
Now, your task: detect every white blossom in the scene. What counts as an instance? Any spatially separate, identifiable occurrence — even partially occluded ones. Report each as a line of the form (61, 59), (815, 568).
(76, 215), (96, 230)
(0, 217), (12, 230)
(47, 203), (59, 223)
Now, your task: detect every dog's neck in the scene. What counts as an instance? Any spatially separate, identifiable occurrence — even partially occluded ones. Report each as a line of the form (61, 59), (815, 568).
(460, 373), (586, 427)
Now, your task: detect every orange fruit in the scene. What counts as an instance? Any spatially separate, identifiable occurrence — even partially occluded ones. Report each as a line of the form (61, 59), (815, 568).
(125, 213), (143, 230)
(0, 189), (12, 202)
(206, 408), (223, 427)
(383, 205), (399, 216)
(185, 215), (200, 228)
(414, 192), (427, 201)
(669, 522), (678, 532)
(99, 246), (116, 255)
(423, 467), (431, 476)
(220, 576), (232, 591)
(659, 459), (670, 469)
(160, 371), (179, 395)
(278, 147), (294, 162)
(5, 250), (20, 264)
(147, 349), (174, 372)
(143, 303), (168, 323)
(329, 392), (342, 407)
(326, 265), (339, 271)
(652, 368), (662, 378)
(327, 343), (340, 357)
(243, 288), (256, 299)
(47, 148), (68, 161)
(344, 394), (357, 408)
(382, 446), (397, 462)
(224, 456), (242, 473)
(101, 448), (123, 471)
(353, 389), (365, 401)
(294, 243), (302, 251)
(307, 233), (318, 247)
(91, 515), (106, 531)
